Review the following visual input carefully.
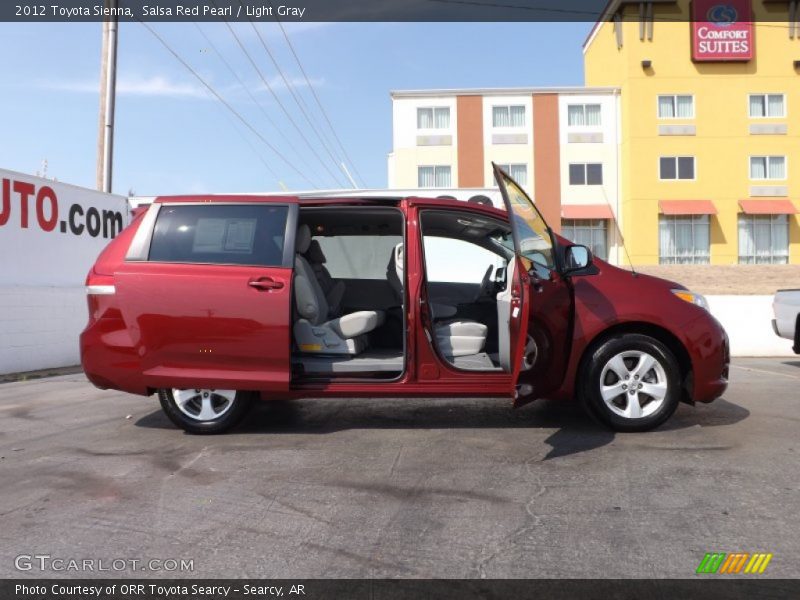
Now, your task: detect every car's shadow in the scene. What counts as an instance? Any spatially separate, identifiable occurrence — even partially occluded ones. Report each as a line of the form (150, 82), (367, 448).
(135, 396), (749, 460)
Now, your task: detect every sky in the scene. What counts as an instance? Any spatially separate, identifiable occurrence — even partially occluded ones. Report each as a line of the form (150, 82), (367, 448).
(0, 21), (590, 196)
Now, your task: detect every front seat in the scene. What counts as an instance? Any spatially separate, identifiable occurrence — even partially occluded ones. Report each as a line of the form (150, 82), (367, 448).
(434, 320), (488, 357)
(386, 242), (404, 304)
(389, 243), (488, 358)
(293, 225), (385, 355)
(305, 239), (345, 317)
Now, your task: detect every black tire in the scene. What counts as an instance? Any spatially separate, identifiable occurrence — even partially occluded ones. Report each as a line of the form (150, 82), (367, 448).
(578, 334), (681, 432)
(158, 388), (252, 434)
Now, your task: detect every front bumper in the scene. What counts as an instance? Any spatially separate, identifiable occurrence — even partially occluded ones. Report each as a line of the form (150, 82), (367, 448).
(684, 314), (729, 404)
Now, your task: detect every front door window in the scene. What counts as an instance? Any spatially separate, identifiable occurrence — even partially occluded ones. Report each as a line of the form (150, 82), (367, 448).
(494, 166), (555, 271)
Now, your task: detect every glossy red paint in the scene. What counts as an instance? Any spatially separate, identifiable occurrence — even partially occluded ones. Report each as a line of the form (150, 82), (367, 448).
(550, 248), (729, 404)
(80, 192), (729, 410)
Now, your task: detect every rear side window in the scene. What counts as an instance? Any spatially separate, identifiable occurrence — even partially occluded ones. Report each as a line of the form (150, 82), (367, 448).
(316, 236), (402, 279)
(148, 204), (288, 266)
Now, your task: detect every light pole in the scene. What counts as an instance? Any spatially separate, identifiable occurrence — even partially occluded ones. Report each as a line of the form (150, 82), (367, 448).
(96, 0), (118, 193)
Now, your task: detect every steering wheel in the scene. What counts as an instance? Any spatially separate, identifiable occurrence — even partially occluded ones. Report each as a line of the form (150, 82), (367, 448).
(476, 264), (495, 301)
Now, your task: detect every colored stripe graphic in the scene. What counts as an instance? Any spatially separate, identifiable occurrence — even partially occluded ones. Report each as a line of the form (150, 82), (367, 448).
(697, 552), (773, 574)
(719, 553), (749, 573)
(744, 553), (773, 574)
(697, 553), (726, 574)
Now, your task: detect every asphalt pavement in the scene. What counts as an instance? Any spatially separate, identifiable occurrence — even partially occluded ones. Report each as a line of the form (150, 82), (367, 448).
(0, 358), (798, 579)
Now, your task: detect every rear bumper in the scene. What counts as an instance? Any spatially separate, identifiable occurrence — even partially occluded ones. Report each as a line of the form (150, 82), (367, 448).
(80, 319), (149, 396)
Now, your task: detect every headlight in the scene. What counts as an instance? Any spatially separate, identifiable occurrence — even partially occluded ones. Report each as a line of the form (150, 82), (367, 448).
(672, 289), (709, 311)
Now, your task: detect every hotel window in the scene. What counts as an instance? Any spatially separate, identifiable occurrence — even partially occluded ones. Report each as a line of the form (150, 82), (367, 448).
(659, 215), (710, 265)
(657, 95), (694, 119)
(495, 163), (528, 186)
(749, 94), (785, 118)
(417, 107), (450, 129)
(738, 215), (789, 264)
(750, 156), (786, 180)
(562, 219), (608, 260)
(567, 104), (602, 127)
(492, 105), (526, 128)
(568, 163), (603, 185)
(660, 156), (695, 180)
(418, 165), (451, 188)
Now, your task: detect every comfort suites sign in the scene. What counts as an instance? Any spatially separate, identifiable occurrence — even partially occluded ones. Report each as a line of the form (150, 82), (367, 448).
(692, 0), (754, 62)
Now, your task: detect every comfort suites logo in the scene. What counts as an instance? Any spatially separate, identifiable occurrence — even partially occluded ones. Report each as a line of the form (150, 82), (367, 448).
(706, 4), (738, 26)
(692, 0), (754, 62)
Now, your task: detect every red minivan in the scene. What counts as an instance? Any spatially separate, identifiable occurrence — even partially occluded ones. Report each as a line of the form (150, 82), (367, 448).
(80, 166), (729, 434)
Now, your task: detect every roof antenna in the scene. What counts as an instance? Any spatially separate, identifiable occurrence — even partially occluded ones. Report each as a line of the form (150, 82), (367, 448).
(600, 187), (638, 277)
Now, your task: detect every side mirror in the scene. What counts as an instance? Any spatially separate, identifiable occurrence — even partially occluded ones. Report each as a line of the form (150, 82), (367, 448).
(564, 244), (593, 273)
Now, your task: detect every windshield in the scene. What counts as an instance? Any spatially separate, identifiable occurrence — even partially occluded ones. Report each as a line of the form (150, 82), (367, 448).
(497, 171), (555, 270)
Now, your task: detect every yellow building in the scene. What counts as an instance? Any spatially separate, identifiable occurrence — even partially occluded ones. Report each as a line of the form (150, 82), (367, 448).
(584, 0), (799, 265)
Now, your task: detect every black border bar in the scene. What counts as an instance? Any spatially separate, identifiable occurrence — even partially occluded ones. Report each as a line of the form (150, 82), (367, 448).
(4, 579), (800, 600)
(2, 0), (797, 22)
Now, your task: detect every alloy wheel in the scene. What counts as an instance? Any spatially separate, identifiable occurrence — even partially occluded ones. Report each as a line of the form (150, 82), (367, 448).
(598, 351), (668, 419)
(172, 389), (237, 422)
(521, 335), (538, 371)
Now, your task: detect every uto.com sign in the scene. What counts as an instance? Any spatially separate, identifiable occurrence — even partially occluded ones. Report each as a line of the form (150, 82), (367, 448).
(0, 168), (129, 287)
(692, 0), (754, 62)
(2, 178), (122, 239)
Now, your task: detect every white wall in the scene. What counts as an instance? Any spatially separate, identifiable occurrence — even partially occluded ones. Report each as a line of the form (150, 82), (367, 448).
(0, 286), (87, 373)
(0, 168), (129, 374)
(557, 93), (620, 211)
(557, 92), (624, 265)
(707, 295), (794, 357)
(390, 96), (459, 189)
(481, 94), (534, 192)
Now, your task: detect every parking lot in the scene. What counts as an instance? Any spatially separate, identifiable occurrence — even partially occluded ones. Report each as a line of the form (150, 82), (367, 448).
(0, 358), (798, 579)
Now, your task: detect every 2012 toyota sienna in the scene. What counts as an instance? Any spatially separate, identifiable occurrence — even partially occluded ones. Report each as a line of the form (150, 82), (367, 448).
(80, 165), (729, 434)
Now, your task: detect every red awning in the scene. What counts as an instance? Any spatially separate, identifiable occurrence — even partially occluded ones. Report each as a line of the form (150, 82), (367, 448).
(739, 199), (797, 215)
(659, 200), (718, 215)
(561, 204), (614, 219)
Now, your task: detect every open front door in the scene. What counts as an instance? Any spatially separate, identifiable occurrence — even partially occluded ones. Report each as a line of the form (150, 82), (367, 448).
(114, 199), (298, 392)
(493, 163), (572, 407)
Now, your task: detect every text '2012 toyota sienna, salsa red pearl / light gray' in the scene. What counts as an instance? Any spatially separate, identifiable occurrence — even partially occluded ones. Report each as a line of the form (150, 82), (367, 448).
(80, 164), (729, 434)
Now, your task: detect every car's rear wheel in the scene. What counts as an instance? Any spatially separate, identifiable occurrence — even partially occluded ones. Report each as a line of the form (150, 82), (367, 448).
(158, 388), (252, 434)
(579, 334), (681, 432)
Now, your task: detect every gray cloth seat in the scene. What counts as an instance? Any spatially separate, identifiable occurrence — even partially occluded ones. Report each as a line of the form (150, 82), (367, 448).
(387, 242), (487, 358)
(305, 240), (345, 317)
(294, 225), (385, 355)
(435, 320), (488, 357)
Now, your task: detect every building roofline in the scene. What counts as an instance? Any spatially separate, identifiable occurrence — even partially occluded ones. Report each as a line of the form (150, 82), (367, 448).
(583, 0), (679, 53)
(583, 0), (620, 52)
(390, 86), (620, 99)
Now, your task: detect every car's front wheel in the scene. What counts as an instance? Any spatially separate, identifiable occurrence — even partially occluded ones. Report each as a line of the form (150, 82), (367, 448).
(579, 334), (681, 432)
(158, 388), (252, 434)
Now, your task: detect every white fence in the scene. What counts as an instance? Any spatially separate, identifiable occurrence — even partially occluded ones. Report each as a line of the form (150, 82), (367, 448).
(707, 295), (794, 357)
(0, 169), (129, 375)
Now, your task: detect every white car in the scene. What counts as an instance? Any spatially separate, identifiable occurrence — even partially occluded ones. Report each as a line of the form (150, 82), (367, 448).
(773, 289), (800, 354)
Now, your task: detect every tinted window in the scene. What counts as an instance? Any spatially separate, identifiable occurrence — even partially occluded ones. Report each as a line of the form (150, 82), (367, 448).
(678, 157), (695, 180)
(316, 236), (402, 279)
(148, 204), (288, 266)
(569, 164), (585, 185)
(660, 157), (677, 180)
(586, 163), (603, 185)
(497, 171), (555, 270)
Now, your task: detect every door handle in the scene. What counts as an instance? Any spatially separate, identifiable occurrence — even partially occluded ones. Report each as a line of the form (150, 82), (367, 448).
(248, 277), (284, 291)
